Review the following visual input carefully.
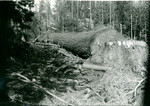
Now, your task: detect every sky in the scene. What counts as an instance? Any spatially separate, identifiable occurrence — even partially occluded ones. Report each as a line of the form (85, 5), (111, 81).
(34, 0), (56, 9)
(33, 0), (146, 11)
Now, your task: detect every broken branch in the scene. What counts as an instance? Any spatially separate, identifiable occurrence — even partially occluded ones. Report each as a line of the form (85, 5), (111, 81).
(11, 73), (73, 105)
(82, 62), (112, 71)
(126, 77), (146, 97)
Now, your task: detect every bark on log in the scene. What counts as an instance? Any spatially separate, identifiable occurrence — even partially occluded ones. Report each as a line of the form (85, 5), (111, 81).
(35, 42), (60, 47)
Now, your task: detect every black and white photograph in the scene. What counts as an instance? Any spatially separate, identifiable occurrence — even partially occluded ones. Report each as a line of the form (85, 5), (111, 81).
(0, 0), (150, 105)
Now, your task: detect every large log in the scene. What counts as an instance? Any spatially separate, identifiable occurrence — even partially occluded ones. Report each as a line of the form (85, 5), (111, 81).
(37, 26), (125, 59)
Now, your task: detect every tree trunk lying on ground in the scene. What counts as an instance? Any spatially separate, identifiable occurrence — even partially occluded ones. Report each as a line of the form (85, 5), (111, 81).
(35, 25), (147, 73)
(82, 60), (112, 71)
(36, 26), (125, 59)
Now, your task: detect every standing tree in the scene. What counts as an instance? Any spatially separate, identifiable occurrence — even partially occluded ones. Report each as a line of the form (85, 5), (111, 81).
(109, 1), (112, 25)
(0, 0), (34, 103)
(102, 1), (104, 24)
(89, 1), (92, 29)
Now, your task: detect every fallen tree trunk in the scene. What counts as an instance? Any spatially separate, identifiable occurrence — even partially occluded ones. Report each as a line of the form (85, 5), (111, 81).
(82, 60), (112, 71)
(36, 26), (125, 59)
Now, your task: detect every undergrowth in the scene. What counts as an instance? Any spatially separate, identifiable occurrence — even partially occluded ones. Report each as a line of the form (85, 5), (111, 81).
(7, 44), (83, 104)
(5, 41), (147, 105)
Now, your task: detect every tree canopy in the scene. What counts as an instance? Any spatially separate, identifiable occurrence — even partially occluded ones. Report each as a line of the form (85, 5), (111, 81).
(34, 0), (148, 40)
(0, 0), (34, 73)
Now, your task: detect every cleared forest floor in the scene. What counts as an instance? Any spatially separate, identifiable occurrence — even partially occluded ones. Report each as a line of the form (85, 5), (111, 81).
(7, 43), (145, 105)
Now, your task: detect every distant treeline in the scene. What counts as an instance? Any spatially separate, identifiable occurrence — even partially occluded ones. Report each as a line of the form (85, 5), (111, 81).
(32, 0), (149, 41)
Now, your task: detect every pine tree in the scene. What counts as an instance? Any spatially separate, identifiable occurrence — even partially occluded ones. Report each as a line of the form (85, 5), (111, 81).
(0, 0), (34, 103)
